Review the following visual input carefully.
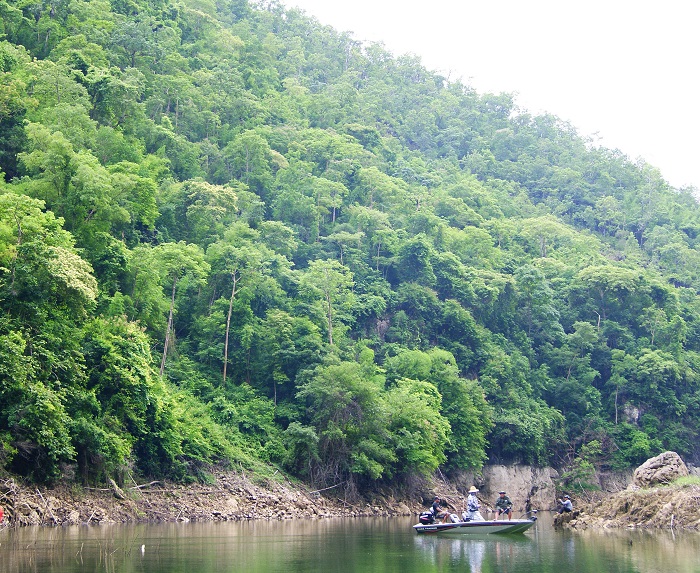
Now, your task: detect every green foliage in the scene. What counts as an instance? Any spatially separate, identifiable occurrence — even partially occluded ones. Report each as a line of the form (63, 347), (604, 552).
(6, 380), (76, 481)
(70, 415), (132, 484)
(282, 421), (319, 478)
(609, 423), (659, 468)
(2, 0), (700, 490)
(670, 475), (700, 487)
(383, 378), (450, 475)
(296, 358), (452, 484)
(385, 348), (491, 469)
(560, 440), (602, 492)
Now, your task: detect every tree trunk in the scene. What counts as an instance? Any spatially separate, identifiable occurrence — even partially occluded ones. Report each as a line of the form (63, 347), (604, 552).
(160, 275), (178, 376)
(326, 291), (333, 346)
(223, 271), (240, 385)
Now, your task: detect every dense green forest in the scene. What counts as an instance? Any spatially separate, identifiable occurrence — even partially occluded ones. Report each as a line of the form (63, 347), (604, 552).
(1, 0), (699, 492)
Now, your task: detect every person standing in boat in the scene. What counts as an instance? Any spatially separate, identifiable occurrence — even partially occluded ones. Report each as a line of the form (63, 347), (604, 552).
(557, 494), (573, 514)
(495, 490), (513, 520)
(462, 486), (484, 521)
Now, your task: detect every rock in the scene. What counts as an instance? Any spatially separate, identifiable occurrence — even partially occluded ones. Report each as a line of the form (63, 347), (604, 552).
(65, 510), (81, 525)
(631, 451), (689, 488)
(568, 482), (700, 530)
(598, 470), (633, 492)
(553, 509), (579, 528)
(479, 465), (558, 513)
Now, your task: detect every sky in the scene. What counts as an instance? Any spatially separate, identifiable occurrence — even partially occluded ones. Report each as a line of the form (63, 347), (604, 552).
(282, 0), (700, 190)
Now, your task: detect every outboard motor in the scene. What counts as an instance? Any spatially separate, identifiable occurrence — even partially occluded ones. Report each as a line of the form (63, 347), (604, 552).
(418, 511), (435, 525)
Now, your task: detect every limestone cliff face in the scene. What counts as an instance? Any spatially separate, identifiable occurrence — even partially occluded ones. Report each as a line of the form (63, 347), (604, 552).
(448, 465), (559, 515)
(479, 465), (559, 514)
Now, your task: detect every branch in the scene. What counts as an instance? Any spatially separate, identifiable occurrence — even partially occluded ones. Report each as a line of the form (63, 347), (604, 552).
(129, 481), (162, 490)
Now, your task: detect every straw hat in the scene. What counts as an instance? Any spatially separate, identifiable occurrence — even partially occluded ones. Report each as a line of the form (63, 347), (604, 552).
(468, 486), (479, 493)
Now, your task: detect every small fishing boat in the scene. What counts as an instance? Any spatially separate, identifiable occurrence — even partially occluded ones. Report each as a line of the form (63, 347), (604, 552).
(413, 516), (537, 535)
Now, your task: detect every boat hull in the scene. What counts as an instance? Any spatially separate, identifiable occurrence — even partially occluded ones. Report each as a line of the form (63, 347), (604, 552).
(413, 518), (536, 535)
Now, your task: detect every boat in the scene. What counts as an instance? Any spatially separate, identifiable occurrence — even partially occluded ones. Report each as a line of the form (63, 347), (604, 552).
(413, 517), (537, 535)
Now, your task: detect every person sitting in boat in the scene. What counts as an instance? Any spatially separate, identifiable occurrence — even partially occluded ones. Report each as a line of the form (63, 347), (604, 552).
(431, 496), (449, 522)
(462, 486), (484, 521)
(557, 494), (573, 514)
(495, 490), (513, 520)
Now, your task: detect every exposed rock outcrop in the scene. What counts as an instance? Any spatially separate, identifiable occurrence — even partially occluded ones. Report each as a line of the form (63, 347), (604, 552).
(448, 465), (558, 516)
(480, 465), (558, 514)
(631, 451), (688, 488)
(558, 453), (700, 531)
(565, 484), (700, 530)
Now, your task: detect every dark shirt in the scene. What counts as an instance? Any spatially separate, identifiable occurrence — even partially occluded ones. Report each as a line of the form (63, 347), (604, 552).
(495, 495), (513, 512)
(431, 500), (443, 515)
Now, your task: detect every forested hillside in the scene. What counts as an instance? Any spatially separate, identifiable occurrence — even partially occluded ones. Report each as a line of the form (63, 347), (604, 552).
(1, 0), (699, 491)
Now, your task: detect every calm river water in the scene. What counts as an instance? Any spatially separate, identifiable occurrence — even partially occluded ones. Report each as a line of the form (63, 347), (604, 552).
(1, 515), (699, 573)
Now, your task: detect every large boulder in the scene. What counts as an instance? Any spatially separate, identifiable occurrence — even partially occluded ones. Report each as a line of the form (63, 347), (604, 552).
(632, 451), (688, 488)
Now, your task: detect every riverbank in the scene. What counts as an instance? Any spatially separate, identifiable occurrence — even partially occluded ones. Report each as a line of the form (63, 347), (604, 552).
(0, 463), (559, 528)
(0, 471), (423, 527)
(558, 482), (700, 531)
(3, 455), (699, 530)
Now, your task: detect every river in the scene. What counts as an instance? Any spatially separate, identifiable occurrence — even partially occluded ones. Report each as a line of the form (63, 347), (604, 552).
(1, 515), (698, 572)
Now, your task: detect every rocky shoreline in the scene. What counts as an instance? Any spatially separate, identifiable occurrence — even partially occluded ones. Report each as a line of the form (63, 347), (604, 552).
(555, 451), (700, 531)
(2, 452), (698, 531)
(0, 463), (561, 529)
(556, 483), (700, 531)
(0, 472), (420, 528)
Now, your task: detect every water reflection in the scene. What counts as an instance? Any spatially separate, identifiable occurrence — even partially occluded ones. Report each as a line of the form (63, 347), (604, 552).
(0, 516), (699, 573)
(572, 528), (700, 573)
(414, 532), (534, 572)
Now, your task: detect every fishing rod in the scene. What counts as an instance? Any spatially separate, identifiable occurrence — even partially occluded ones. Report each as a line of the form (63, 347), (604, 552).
(517, 509), (538, 520)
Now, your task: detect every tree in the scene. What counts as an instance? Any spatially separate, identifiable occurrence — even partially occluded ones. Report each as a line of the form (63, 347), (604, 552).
(205, 223), (282, 384)
(384, 378), (450, 475)
(0, 192), (98, 316)
(396, 235), (436, 287)
(0, 44), (30, 179)
(514, 264), (564, 345)
(385, 348), (492, 469)
(296, 360), (388, 484)
(299, 259), (354, 346)
(221, 129), (280, 197)
(140, 242), (210, 376)
(159, 178), (238, 246)
(0, 192), (98, 480)
(574, 265), (643, 322)
(253, 310), (324, 403)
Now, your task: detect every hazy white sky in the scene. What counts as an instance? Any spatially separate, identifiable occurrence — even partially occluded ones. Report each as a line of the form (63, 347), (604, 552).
(283, 0), (699, 190)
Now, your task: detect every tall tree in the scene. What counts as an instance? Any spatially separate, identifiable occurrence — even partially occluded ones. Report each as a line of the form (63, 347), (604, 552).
(299, 259), (354, 346)
(136, 242), (210, 376)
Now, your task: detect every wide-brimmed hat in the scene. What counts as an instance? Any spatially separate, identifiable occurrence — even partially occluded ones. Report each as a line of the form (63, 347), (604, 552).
(563, 494), (570, 499)
(468, 486), (479, 493)
(498, 490), (506, 494)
